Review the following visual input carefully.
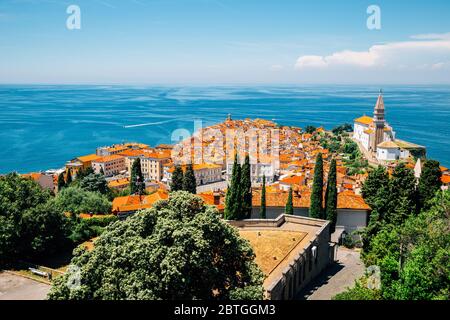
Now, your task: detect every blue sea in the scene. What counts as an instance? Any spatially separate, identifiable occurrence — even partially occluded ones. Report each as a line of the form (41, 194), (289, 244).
(0, 85), (449, 174)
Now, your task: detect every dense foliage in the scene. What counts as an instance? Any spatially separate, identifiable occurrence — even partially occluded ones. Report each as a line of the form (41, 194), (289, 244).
(418, 160), (442, 210)
(78, 173), (110, 196)
(304, 125), (316, 134)
(309, 153), (323, 219)
(50, 186), (112, 215)
(338, 161), (448, 300)
(48, 192), (264, 300)
(0, 174), (71, 265)
(331, 123), (353, 135)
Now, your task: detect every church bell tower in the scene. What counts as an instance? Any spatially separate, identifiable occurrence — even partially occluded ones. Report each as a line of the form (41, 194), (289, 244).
(371, 90), (386, 151)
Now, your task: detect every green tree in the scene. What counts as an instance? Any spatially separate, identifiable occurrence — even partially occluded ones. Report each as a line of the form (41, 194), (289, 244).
(325, 159), (338, 234)
(332, 123), (353, 136)
(241, 155), (252, 219)
(130, 158), (145, 195)
(48, 192), (264, 300)
(51, 186), (112, 215)
(309, 153), (323, 219)
(224, 155), (242, 220)
(66, 169), (73, 186)
(0, 174), (70, 265)
(305, 125), (316, 134)
(76, 166), (95, 181)
(99, 167), (105, 176)
(182, 164), (197, 194)
(359, 190), (450, 300)
(418, 159), (442, 210)
(361, 166), (390, 253)
(260, 175), (266, 219)
(79, 173), (110, 195)
(386, 163), (417, 225)
(57, 172), (66, 191)
(285, 186), (294, 215)
(170, 164), (184, 192)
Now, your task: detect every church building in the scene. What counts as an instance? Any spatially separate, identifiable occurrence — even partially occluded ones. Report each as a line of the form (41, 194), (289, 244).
(353, 91), (425, 162)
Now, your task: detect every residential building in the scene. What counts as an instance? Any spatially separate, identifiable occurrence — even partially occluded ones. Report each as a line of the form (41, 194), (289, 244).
(140, 151), (171, 181)
(165, 163), (222, 187)
(91, 155), (126, 176)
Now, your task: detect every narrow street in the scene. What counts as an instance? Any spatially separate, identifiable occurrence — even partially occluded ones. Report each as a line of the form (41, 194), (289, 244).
(297, 247), (365, 300)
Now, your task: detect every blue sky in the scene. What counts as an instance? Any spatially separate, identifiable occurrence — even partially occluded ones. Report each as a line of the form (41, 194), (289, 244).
(1, 0), (450, 84)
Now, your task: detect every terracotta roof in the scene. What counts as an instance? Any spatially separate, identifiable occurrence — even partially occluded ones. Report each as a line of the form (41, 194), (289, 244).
(197, 193), (225, 211)
(22, 172), (42, 181)
(251, 189), (370, 210)
(77, 154), (101, 163)
(108, 178), (130, 188)
(142, 150), (171, 159)
(118, 149), (145, 157)
(279, 175), (304, 186)
(92, 154), (125, 163)
(112, 191), (168, 213)
(354, 115), (373, 125)
(441, 175), (450, 184)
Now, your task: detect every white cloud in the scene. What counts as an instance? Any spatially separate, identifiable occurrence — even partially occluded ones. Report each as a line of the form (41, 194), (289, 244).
(295, 55), (327, 69)
(410, 33), (450, 40)
(295, 32), (450, 71)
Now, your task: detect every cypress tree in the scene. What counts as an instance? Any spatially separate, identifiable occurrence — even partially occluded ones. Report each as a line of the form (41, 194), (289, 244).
(57, 172), (66, 191)
(285, 186), (294, 215)
(99, 167), (105, 176)
(309, 153), (323, 218)
(260, 175), (266, 219)
(130, 158), (145, 195)
(418, 159), (442, 210)
(66, 169), (73, 186)
(225, 154), (241, 220)
(183, 164), (197, 194)
(325, 159), (338, 233)
(241, 154), (252, 219)
(170, 165), (184, 192)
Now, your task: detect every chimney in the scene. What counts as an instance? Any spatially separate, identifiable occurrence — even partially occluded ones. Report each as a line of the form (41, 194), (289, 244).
(213, 191), (221, 205)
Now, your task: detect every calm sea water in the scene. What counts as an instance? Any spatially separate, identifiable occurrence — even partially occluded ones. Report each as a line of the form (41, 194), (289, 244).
(0, 85), (449, 174)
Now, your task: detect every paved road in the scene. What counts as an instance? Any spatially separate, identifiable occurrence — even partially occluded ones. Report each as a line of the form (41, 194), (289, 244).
(297, 247), (365, 300)
(0, 272), (51, 300)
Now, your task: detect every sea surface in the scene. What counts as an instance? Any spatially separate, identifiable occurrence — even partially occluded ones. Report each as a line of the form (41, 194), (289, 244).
(0, 85), (449, 174)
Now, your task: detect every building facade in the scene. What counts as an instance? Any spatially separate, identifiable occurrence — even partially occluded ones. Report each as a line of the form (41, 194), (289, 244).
(91, 155), (126, 177)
